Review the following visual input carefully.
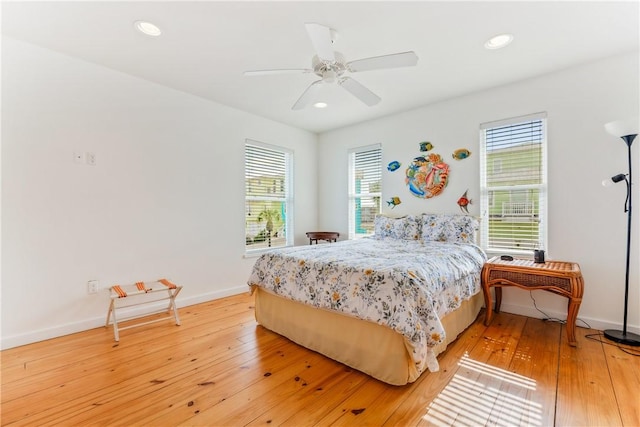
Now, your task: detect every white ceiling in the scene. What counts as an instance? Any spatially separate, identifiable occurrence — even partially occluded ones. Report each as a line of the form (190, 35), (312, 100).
(2, 1), (639, 133)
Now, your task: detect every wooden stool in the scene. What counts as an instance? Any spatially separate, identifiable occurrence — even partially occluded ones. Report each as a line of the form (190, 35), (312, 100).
(106, 278), (182, 341)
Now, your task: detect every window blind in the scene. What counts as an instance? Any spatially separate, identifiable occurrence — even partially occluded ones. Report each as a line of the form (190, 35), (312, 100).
(480, 114), (547, 253)
(245, 144), (287, 198)
(349, 145), (382, 238)
(245, 141), (292, 251)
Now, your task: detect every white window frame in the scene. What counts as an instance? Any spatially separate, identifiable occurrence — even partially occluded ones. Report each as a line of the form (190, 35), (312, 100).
(479, 113), (548, 255)
(244, 139), (293, 253)
(348, 144), (382, 239)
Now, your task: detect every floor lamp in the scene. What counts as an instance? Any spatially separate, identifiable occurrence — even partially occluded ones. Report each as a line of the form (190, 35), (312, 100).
(603, 119), (640, 346)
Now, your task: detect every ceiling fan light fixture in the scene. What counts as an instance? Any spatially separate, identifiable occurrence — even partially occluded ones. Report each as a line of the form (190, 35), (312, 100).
(313, 102), (328, 109)
(322, 69), (337, 83)
(484, 33), (513, 50)
(134, 20), (162, 37)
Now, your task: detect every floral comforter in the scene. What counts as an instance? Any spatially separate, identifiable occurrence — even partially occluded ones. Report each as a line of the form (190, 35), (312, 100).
(247, 238), (486, 373)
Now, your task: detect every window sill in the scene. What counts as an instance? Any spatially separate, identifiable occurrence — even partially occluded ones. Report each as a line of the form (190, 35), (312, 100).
(484, 248), (537, 260)
(244, 245), (293, 258)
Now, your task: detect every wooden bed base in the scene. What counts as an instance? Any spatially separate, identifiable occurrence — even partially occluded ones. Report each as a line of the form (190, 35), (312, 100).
(253, 288), (483, 386)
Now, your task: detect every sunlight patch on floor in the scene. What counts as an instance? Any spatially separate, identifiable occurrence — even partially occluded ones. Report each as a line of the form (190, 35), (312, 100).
(422, 353), (542, 427)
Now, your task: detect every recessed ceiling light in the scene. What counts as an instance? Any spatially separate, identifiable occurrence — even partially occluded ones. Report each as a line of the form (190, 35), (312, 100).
(313, 102), (328, 109)
(484, 33), (513, 50)
(134, 21), (162, 37)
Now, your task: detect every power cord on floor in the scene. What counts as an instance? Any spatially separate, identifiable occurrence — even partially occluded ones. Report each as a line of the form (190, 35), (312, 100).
(528, 291), (592, 329)
(529, 291), (640, 357)
(585, 332), (640, 357)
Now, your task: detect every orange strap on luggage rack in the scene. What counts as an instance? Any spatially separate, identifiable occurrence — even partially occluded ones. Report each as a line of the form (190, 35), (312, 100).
(112, 285), (127, 298)
(106, 278), (183, 341)
(112, 281), (150, 298)
(158, 278), (176, 289)
(136, 281), (149, 292)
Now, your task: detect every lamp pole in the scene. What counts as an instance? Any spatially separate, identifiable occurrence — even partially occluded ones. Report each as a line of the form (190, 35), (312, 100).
(604, 133), (639, 346)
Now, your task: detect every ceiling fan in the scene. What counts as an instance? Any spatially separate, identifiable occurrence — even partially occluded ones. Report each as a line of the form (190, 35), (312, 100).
(244, 23), (419, 110)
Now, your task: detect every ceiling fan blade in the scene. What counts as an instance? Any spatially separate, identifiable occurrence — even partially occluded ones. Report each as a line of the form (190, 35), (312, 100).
(304, 22), (335, 61)
(292, 80), (323, 110)
(347, 51), (418, 72)
(338, 77), (381, 106)
(244, 69), (312, 76)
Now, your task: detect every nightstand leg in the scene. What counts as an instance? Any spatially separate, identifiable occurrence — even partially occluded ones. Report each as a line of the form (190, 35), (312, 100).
(483, 285), (493, 326)
(484, 287), (503, 326)
(566, 297), (580, 346)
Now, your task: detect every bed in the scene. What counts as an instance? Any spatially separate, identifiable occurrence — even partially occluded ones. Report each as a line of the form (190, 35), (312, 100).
(248, 213), (487, 385)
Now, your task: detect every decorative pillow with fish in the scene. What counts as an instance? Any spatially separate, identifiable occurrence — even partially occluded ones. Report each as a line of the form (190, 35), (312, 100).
(421, 214), (479, 243)
(374, 215), (422, 240)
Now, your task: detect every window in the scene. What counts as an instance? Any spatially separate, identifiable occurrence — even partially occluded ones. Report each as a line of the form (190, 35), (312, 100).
(349, 145), (382, 239)
(245, 140), (293, 251)
(480, 113), (547, 253)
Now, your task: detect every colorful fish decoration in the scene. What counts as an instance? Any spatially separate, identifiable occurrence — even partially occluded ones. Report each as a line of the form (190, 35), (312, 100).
(386, 196), (402, 208)
(457, 190), (472, 213)
(452, 148), (471, 160)
(413, 156), (428, 163)
(387, 161), (401, 172)
(419, 141), (434, 152)
(405, 153), (450, 199)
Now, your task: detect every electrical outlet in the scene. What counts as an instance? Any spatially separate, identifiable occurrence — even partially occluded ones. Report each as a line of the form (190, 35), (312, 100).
(86, 152), (96, 166)
(87, 280), (100, 294)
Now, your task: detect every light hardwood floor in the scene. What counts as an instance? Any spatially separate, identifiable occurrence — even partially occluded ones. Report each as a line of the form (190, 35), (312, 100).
(2, 292), (639, 426)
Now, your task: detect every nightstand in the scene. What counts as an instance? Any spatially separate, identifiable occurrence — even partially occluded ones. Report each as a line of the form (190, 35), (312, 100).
(481, 256), (584, 346)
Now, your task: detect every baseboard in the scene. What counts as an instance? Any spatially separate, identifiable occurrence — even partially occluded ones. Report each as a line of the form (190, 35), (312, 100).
(497, 302), (640, 335)
(5, 289), (637, 350)
(0, 285), (248, 350)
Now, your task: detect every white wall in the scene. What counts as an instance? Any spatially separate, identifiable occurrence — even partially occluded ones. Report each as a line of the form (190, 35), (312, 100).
(1, 38), (318, 349)
(3, 36), (638, 348)
(318, 52), (640, 334)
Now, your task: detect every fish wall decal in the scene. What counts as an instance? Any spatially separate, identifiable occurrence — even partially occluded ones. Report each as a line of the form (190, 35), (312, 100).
(387, 161), (401, 172)
(386, 196), (401, 208)
(457, 190), (472, 213)
(419, 141), (433, 152)
(452, 148), (471, 160)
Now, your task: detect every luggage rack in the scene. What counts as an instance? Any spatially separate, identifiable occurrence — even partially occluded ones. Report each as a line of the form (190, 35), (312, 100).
(106, 278), (182, 341)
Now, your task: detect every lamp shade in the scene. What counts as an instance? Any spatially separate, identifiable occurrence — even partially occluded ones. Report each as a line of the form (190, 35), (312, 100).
(605, 118), (639, 138)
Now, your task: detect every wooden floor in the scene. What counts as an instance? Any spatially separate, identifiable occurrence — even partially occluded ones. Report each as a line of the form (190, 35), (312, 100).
(2, 293), (639, 426)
